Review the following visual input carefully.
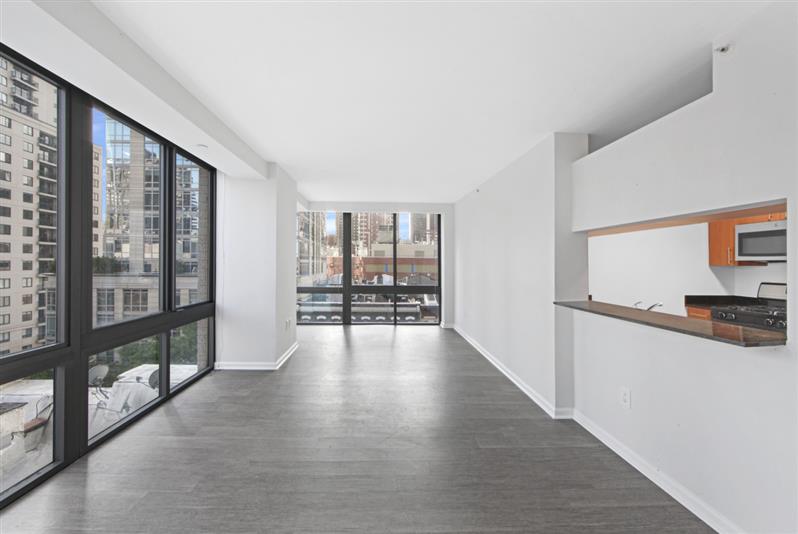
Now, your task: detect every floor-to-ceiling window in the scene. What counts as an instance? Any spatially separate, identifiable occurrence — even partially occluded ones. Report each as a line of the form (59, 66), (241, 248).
(0, 45), (216, 508)
(296, 211), (343, 324)
(296, 211), (441, 325)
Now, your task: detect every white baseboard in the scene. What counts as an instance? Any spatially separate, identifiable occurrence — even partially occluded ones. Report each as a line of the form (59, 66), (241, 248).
(572, 409), (740, 534)
(453, 326), (740, 533)
(215, 341), (298, 371)
(553, 407), (573, 420)
(214, 361), (274, 371)
(454, 325), (557, 418)
(274, 341), (299, 370)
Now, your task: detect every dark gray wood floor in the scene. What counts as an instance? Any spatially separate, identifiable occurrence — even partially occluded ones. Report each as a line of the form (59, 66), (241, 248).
(1, 326), (711, 533)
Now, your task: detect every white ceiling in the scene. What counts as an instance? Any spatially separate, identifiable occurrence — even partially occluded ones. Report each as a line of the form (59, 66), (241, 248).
(93, 1), (763, 203)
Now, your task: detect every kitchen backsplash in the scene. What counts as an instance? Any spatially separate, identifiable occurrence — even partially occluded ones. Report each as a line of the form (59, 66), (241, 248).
(734, 261), (787, 297)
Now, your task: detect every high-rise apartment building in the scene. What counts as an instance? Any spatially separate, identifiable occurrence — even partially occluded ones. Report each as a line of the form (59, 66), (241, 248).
(174, 153), (210, 307)
(91, 144), (103, 258)
(92, 119), (161, 326)
(296, 210), (326, 286)
(0, 56), (59, 355)
(409, 213), (434, 244)
(351, 212), (391, 256)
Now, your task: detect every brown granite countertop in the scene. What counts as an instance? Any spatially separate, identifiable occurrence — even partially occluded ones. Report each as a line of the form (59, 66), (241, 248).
(554, 300), (786, 347)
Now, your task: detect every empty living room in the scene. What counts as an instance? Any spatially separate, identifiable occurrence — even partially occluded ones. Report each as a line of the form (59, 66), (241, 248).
(0, 1), (796, 533)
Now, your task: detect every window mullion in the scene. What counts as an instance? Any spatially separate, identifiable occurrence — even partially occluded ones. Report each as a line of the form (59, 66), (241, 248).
(392, 213), (398, 325)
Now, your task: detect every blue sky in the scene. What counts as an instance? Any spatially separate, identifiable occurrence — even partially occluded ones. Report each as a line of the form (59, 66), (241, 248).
(92, 108), (105, 146)
(398, 213), (409, 240)
(325, 212), (336, 235)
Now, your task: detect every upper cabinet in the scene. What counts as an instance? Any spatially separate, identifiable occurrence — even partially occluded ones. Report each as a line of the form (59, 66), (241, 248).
(708, 211), (787, 267)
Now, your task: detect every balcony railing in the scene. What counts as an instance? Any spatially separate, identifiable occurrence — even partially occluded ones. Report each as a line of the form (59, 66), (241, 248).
(38, 168), (57, 182)
(38, 182), (57, 196)
(39, 229), (57, 243)
(38, 261), (56, 275)
(39, 214), (57, 228)
(38, 198), (57, 212)
(38, 153), (57, 166)
(10, 70), (38, 88)
(38, 134), (57, 149)
(1, 101), (38, 119)
(10, 86), (38, 105)
(38, 244), (55, 259)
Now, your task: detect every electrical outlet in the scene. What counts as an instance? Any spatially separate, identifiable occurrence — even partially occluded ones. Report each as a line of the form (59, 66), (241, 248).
(619, 387), (632, 410)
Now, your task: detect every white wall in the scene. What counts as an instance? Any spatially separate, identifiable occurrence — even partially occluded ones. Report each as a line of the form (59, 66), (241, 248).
(572, 4), (795, 234)
(734, 261), (788, 298)
(570, 4), (797, 532)
(216, 168), (299, 370)
(571, 311), (795, 534)
(454, 133), (588, 415)
(274, 165), (299, 358)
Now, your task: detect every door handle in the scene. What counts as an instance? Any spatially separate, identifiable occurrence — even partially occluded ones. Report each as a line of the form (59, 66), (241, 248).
(727, 247), (732, 265)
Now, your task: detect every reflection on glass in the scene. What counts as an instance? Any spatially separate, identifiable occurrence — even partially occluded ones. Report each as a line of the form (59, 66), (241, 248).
(88, 336), (160, 438)
(175, 155), (211, 307)
(170, 319), (209, 389)
(351, 294), (394, 324)
(0, 52), (61, 356)
(0, 369), (54, 493)
(351, 213), (393, 285)
(296, 293), (343, 324)
(296, 211), (342, 287)
(396, 213), (438, 285)
(91, 109), (161, 327)
(397, 293), (439, 323)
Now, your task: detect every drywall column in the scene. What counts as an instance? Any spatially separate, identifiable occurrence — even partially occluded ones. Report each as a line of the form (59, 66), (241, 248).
(553, 133), (589, 413)
(272, 164), (299, 362)
(454, 133), (588, 416)
(215, 167), (298, 369)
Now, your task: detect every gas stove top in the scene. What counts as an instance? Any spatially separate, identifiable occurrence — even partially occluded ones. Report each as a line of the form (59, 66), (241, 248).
(710, 283), (787, 331)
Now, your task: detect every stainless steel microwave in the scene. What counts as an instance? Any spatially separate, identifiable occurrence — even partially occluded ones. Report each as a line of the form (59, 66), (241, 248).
(735, 220), (787, 261)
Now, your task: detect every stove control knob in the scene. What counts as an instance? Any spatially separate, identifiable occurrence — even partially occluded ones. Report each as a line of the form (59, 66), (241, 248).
(765, 318), (775, 327)
(727, 313), (736, 321)
(777, 321), (787, 329)
(717, 312), (726, 319)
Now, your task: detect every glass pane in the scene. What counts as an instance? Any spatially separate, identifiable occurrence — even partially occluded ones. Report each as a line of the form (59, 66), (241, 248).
(170, 318), (209, 389)
(397, 293), (439, 323)
(0, 52), (61, 356)
(88, 335), (160, 439)
(397, 213), (438, 285)
(175, 155), (211, 308)
(297, 211), (342, 287)
(91, 109), (161, 327)
(297, 292), (343, 324)
(351, 212), (393, 285)
(352, 293), (394, 324)
(0, 369), (54, 493)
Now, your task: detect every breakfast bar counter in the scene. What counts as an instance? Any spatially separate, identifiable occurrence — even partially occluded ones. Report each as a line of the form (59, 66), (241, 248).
(554, 300), (787, 347)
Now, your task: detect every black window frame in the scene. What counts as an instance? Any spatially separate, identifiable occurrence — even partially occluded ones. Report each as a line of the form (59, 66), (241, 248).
(297, 212), (442, 325)
(0, 43), (217, 509)
(172, 149), (215, 311)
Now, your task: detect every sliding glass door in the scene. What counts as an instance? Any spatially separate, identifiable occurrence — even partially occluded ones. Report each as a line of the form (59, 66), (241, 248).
(296, 211), (441, 325)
